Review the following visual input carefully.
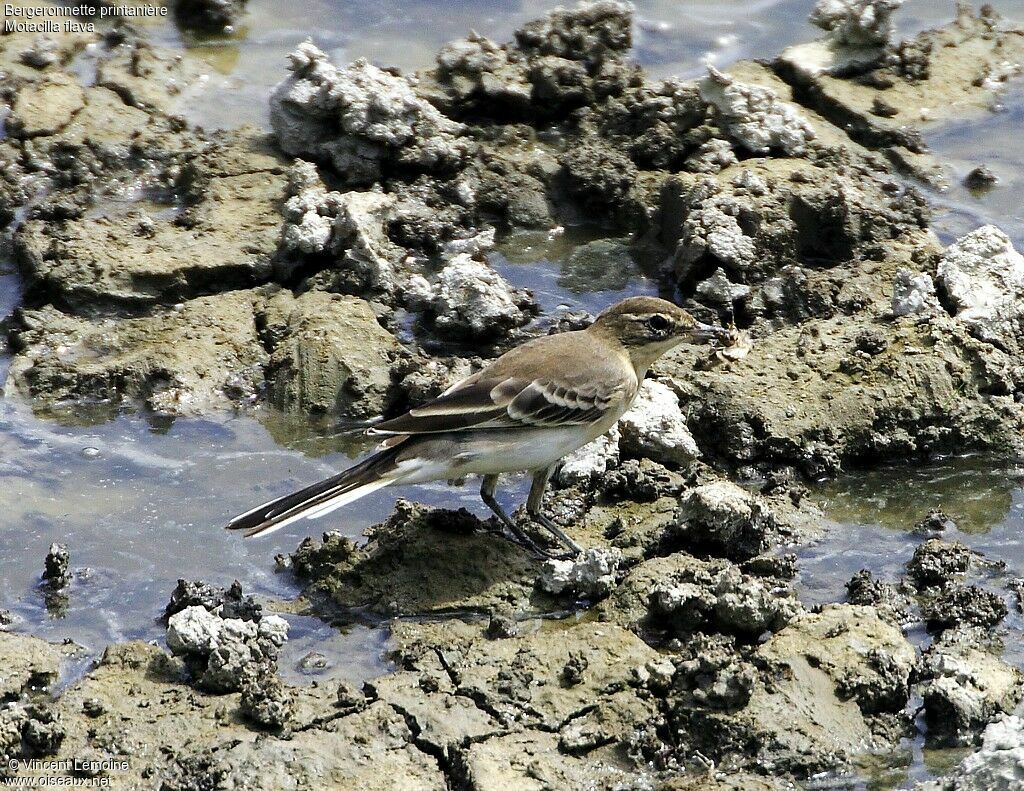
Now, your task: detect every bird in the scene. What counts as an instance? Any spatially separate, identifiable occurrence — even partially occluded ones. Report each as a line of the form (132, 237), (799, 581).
(226, 296), (732, 557)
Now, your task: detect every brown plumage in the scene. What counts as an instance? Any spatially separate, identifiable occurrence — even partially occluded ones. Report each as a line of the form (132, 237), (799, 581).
(226, 296), (729, 556)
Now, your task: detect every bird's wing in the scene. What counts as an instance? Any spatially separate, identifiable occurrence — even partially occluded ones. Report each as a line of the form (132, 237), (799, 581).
(370, 370), (634, 435)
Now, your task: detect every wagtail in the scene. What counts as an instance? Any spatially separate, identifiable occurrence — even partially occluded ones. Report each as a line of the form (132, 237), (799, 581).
(226, 296), (731, 557)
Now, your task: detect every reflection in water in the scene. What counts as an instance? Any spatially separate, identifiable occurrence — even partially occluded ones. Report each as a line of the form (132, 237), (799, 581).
(804, 457), (1024, 788)
(491, 226), (660, 316)
(557, 238), (639, 294)
(922, 82), (1024, 247)
(815, 455), (1023, 534)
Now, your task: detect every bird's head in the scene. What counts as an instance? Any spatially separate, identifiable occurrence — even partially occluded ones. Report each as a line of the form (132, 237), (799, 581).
(590, 296), (731, 372)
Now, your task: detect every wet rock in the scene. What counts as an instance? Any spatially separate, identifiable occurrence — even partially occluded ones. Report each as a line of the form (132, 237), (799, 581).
(430, 33), (533, 117)
(296, 651), (330, 674)
(606, 553), (800, 639)
(270, 43), (472, 186)
(166, 605), (237, 656)
(0, 632), (65, 700)
(537, 547), (622, 599)
(937, 225), (1024, 349)
(239, 672), (294, 731)
(669, 179), (757, 278)
(919, 629), (1023, 747)
(764, 604), (915, 714)
(907, 539), (972, 589)
(778, 9), (1024, 150)
(425, 0), (634, 121)
(658, 299), (1024, 475)
(845, 569), (914, 625)
(701, 66), (816, 156)
(95, 40), (204, 113)
(555, 426), (620, 487)
(388, 617), (658, 777)
(165, 578), (262, 622)
(17, 704), (64, 757)
(673, 480), (780, 561)
(685, 138), (739, 174)
(173, 0), (247, 32)
(665, 604), (912, 776)
(8, 290), (268, 416)
(595, 77), (707, 170)
(891, 267), (940, 317)
(291, 501), (538, 616)
(917, 714), (1024, 790)
(18, 34), (60, 69)
(809, 0), (903, 48)
(385, 175), (480, 252)
(964, 165), (998, 191)
(648, 563), (799, 638)
(364, 668), (501, 764)
(261, 290), (405, 418)
(336, 681), (366, 710)
(513, 0), (632, 62)
(408, 254), (536, 340)
(922, 584), (1008, 633)
(618, 379), (700, 468)
(14, 132), (287, 309)
(41, 543), (70, 589)
(596, 457), (682, 504)
(485, 605), (518, 639)
(559, 139), (638, 217)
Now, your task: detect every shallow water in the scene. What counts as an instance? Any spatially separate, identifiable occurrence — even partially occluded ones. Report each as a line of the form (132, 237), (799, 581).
(801, 455), (1024, 789)
(5, 0), (1024, 787)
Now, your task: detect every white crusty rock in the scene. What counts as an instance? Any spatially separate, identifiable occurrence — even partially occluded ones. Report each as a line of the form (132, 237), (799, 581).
(937, 225), (1024, 344)
(673, 181), (757, 275)
(556, 425), (621, 486)
(916, 715), (1024, 790)
(810, 0), (904, 48)
(695, 267), (752, 307)
(619, 380), (700, 467)
(167, 605), (227, 655)
(538, 547), (623, 599)
(891, 267), (940, 317)
(441, 227), (496, 258)
(280, 168), (405, 294)
(258, 615), (291, 648)
(919, 637), (1023, 748)
(270, 42), (472, 185)
(417, 254), (535, 339)
(683, 138), (738, 174)
(701, 66), (816, 156)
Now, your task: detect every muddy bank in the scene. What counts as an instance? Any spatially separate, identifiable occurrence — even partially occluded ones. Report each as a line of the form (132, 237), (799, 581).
(3, 0), (1024, 473)
(3, 475), (1017, 788)
(3, 0), (1024, 789)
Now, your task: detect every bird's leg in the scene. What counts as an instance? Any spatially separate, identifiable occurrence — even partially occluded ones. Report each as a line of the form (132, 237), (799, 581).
(527, 467), (582, 558)
(479, 475), (560, 559)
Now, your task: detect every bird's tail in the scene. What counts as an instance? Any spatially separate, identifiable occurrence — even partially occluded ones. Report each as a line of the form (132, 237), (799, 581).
(225, 442), (406, 538)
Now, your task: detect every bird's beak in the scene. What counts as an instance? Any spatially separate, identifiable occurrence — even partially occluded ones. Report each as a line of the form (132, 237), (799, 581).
(692, 322), (733, 343)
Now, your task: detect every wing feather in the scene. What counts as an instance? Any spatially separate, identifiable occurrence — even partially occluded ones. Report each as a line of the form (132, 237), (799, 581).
(371, 375), (632, 435)
(369, 331), (638, 437)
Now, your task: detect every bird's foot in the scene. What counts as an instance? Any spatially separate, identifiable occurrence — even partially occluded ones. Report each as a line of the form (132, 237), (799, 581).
(530, 512), (582, 558)
(482, 519), (575, 560)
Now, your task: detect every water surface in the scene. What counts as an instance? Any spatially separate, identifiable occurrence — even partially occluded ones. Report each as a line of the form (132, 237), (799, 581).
(4, 2), (1024, 787)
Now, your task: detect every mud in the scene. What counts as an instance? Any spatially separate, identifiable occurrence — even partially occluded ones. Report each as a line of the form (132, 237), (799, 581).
(3, 0), (1024, 788)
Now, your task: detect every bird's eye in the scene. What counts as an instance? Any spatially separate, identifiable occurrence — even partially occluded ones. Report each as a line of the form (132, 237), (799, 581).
(646, 315), (670, 333)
